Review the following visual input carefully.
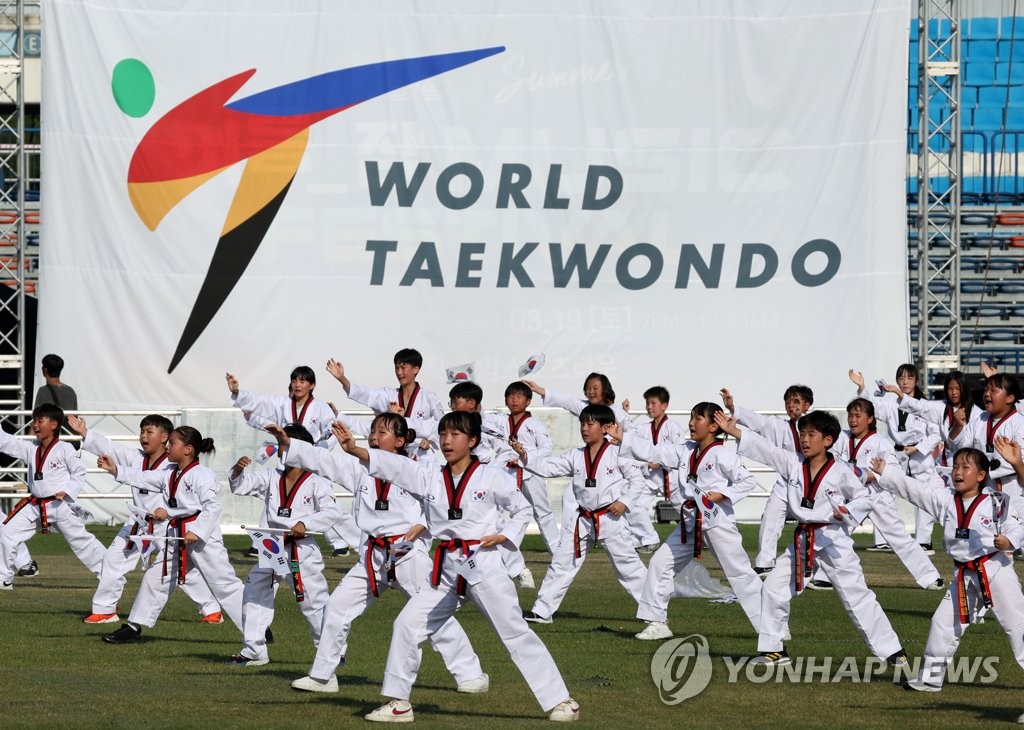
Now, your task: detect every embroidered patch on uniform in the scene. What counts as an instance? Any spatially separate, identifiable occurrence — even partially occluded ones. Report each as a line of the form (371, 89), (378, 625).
(606, 467), (615, 475)
(704, 462), (714, 471)
(980, 516), (991, 526)
(302, 495), (312, 505)
(472, 489), (487, 502)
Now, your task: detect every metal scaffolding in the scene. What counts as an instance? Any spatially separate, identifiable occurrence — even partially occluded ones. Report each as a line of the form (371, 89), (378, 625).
(915, 0), (963, 384)
(0, 0), (31, 410)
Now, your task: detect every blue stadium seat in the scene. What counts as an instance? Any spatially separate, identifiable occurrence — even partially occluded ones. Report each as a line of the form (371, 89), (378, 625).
(963, 131), (987, 153)
(973, 107), (1004, 131)
(997, 39), (1024, 61)
(988, 176), (1024, 203)
(979, 85), (1024, 106)
(908, 105), (918, 131)
(910, 22), (919, 42)
(961, 86), (978, 106)
(992, 130), (1024, 153)
(1007, 105), (1024, 130)
(964, 61), (996, 86)
(968, 17), (1000, 40)
(996, 61), (1024, 84)
(1001, 17), (1024, 38)
(963, 176), (987, 202)
(967, 40), (998, 61)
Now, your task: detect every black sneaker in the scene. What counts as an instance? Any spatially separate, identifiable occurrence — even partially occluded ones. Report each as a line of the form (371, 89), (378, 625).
(332, 547), (349, 557)
(245, 547), (258, 558)
(754, 566), (772, 576)
(808, 579), (833, 591)
(16, 560), (39, 577)
(919, 543), (935, 556)
(103, 623), (142, 644)
(753, 650), (791, 666)
(866, 544), (893, 552)
(522, 610), (552, 624)
(886, 650), (909, 668)
(925, 578), (945, 591)
(265, 627), (274, 644)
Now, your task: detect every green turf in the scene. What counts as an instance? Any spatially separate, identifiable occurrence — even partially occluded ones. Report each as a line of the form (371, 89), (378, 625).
(0, 524), (1022, 728)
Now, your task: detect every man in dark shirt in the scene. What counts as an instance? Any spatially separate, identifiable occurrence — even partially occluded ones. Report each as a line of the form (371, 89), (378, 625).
(33, 353), (78, 411)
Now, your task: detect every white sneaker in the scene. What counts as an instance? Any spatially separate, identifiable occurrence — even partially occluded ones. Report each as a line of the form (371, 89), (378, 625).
(635, 622), (672, 641)
(523, 610), (552, 624)
(365, 699), (414, 723)
(517, 568), (535, 590)
(924, 578), (945, 591)
(548, 698), (580, 722)
(291, 675), (339, 693)
(0, 581), (12, 591)
(902, 676), (941, 693)
(228, 653), (269, 667)
(456, 672), (489, 693)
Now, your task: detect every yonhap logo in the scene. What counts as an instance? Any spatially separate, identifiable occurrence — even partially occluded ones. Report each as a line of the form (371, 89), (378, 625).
(650, 634), (713, 704)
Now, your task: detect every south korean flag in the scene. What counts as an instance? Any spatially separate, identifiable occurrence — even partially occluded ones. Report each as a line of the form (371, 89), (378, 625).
(246, 528), (290, 575)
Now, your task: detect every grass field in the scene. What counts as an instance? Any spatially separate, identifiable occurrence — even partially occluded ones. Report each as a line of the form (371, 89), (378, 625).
(1, 523), (1022, 728)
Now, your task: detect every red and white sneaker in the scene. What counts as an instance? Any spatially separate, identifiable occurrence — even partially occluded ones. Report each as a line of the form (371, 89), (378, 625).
(83, 613), (120, 624)
(365, 699), (414, 723)
(200, 612), (224, 624)
(549, 698), (581, 722)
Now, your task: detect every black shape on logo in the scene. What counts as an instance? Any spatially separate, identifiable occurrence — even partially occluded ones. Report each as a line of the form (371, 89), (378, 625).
(167, 178), (295, 372)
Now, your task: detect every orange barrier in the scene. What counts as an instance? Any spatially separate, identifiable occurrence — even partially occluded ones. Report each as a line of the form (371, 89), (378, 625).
(1010, 236), (1024, 248)
(0, 212), (16, 225)
(996, 212), (1024, 226)
(1, 280), (35, 294)
(24, 211), (39, 225)
(0, 257), (31, 269)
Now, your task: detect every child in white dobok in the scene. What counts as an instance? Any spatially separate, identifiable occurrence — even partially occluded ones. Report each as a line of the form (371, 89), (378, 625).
(614, 401), (761, 640)
(277, 414), (487, 696)
(99, 426), (245, 644)
(833, 399), (943, 590)
(715, 408), (908, 668)
(871, 447), (1024, 692)
(516, 404), (649, 624)
(228, 423), (340, 666)
(335, 412), (579, 723)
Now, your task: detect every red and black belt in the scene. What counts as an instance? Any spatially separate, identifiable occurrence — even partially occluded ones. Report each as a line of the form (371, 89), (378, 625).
(164, 513), (200, 585)
(3, 494), (59, 534)
(506, 460), (524, 490)
(366, 534), (405, 597)
(431, 538), (481, 596)
(680, 499), (702, 559)
(793, 522), (828, 592)
(574, 505), (613, 559)
(285, 535), (306, 603)
(953, 552), (997, 625)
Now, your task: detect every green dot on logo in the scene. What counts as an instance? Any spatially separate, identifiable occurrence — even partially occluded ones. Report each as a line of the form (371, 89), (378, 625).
(111, 58), (155, 118)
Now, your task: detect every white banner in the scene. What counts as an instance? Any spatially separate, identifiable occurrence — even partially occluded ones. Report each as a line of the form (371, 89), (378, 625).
(41, 0), (911, 412)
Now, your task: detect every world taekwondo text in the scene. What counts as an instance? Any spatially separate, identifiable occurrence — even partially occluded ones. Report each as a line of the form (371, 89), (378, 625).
(363, 161), (842, 289)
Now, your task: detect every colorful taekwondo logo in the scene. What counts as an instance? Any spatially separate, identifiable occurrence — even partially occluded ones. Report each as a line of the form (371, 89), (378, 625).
(111, 47), (505, 372)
